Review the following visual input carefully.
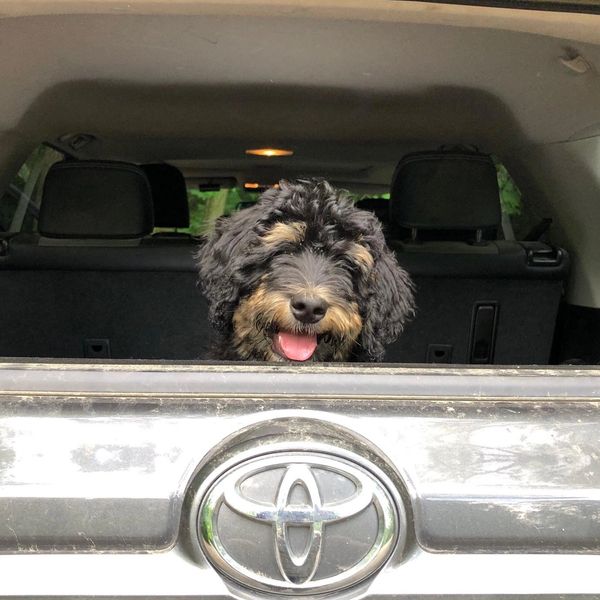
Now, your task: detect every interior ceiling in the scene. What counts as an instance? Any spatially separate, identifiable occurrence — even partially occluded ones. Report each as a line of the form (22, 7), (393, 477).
(1, 1), (600, 184)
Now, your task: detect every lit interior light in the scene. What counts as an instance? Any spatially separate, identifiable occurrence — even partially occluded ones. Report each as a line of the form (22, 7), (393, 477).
(245, 148), (294, 157)
(244, 182), (260, 189)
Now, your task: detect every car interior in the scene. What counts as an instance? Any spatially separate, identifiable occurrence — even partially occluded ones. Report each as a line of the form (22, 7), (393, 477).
(1, 0), (599, 365)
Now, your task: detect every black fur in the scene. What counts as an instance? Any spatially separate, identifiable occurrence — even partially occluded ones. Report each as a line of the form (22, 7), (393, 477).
(197, 179), (414, 362)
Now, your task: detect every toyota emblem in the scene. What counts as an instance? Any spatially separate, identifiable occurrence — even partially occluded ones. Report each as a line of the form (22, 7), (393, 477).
(196, 451), (402, 594)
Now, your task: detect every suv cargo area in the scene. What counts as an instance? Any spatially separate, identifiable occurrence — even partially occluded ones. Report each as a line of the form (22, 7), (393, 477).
(1, 1), (600, 599)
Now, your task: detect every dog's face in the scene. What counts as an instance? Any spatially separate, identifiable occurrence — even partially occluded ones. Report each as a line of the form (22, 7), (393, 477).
(198, 179), (414, 362)
(232, 221), (368, 362)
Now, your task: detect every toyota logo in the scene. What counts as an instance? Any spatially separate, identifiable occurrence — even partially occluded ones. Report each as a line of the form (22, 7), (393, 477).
(196, 451), (401, 594)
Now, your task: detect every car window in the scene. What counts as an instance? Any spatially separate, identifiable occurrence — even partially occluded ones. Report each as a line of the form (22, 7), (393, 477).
(183, 186), (261, 236)
(182, 172), (526, 241)
(181, 186), (391, 236)
(0, 145), (64, 233)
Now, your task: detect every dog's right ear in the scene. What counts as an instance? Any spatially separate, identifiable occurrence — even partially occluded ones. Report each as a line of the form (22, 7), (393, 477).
(196, 206), (262, 332)
(357, 246), (415, 361)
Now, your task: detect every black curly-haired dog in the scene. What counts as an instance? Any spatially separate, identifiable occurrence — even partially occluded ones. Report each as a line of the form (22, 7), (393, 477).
(197, 179), (414, 362)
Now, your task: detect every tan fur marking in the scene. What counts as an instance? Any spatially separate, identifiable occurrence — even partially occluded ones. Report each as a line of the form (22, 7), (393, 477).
(261, 222), (306, 246)
(349, 243), (374, 270)
(233, 285), (292, 360)
(320, 302), (363, 341)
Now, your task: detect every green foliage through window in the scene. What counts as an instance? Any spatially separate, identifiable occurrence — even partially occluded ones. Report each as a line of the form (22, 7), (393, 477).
(182, 187), (260, 236)
(180, 188), (391, 237)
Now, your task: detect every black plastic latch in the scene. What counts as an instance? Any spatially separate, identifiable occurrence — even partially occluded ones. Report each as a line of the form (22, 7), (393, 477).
(526, 246), (563, 267)
(469, 303), (498, 364)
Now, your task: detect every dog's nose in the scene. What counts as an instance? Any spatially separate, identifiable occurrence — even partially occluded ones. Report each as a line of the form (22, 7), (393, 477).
(290, 295), (328, 324)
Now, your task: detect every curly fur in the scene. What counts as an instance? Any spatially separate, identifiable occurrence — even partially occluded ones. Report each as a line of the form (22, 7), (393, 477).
(197, 179), (414, 362)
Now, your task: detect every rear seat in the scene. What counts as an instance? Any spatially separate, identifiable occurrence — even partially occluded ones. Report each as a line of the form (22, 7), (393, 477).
(0, 155), (569, 364)
(385, 150), (570, 364)
(141, 162), (194, 243)
(0, 160), (209, 359)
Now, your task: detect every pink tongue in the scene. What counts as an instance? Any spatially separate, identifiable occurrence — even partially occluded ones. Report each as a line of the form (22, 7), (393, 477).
(275, 332), (318, 361)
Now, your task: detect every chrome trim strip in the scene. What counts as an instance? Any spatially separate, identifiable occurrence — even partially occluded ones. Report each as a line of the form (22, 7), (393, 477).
(0, 361), (600, 398)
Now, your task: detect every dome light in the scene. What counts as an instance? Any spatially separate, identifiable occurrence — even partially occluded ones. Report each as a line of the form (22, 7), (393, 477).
(245, 148), (293, 157)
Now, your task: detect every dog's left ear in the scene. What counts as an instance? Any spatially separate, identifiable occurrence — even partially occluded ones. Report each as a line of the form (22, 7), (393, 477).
(196, 205), (263, 332)
(357, 245), (415, 361)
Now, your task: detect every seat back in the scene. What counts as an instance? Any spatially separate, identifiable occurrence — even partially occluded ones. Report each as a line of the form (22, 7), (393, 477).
(0, 161), (209, 360)
(386, 149), (569, 365)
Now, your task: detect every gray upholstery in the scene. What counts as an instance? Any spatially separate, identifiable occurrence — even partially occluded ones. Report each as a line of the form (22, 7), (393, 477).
(39, 161), (154, 239)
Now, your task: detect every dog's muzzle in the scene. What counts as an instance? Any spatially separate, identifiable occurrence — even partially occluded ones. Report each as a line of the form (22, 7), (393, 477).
(270, 295), (329, 362)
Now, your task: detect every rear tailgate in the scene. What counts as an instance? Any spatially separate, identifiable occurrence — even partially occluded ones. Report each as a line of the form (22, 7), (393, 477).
(0, 361), (598, 598)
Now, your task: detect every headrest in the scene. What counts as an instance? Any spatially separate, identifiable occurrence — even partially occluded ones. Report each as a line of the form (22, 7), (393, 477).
(39, 161), (153, 239)
(355, 197), (389, 225)
(141, 163), (189, 229)
(390, 149), (501, 232)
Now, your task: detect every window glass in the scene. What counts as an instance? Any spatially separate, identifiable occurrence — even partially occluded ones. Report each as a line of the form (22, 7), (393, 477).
(182, 187), (390, 237)
(179, 166), (528, 241)
(186, 187), (261, 236)
(352, 192), (390, 203)
(0, 145), (64, 233)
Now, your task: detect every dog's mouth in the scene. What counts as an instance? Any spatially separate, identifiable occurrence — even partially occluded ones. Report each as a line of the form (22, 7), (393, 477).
(272, 331), (318, 362)
(271, 331), (335, 362)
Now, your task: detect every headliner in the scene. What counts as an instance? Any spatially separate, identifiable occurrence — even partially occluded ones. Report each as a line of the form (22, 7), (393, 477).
(1, 1), (599, 185)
